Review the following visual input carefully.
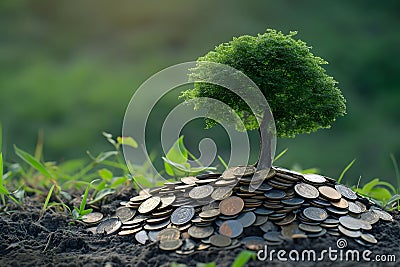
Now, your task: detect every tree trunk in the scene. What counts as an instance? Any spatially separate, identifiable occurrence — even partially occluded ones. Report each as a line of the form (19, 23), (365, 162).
(256, 109), (273, 170)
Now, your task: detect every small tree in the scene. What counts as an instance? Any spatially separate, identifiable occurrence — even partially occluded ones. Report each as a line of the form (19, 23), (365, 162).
(181, 29), (346, 168)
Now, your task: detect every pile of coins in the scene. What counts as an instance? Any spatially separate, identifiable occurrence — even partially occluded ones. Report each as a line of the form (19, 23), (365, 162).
(82, 166), (393, 254)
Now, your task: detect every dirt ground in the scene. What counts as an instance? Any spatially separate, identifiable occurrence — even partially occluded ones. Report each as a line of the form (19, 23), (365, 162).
(1, 189), (399, 267)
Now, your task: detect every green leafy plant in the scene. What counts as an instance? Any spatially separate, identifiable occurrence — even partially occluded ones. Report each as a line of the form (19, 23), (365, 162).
(162, 136), (216, 177)
(72, 180), (98, 220)
(181, 29), (346, 168)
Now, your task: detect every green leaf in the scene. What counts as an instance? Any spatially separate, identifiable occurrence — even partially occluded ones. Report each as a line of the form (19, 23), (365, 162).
(98, 168), (113, 180)
(14, 145), (53, 178)
(81, 208), (93, 216)
(89, 188), (115, 204)
(42, 184), (55, 211)
(369, 187), (392, 202)
(362, 178), (380, 193)
(232, 250), (256, 267)
(163, 157), (191, 177)
(111, 176), (128, 187)
(95, 151), (118, 164)
(0, 184), (9, 195)
(166, 136), (188, 164)
(117, 136), (138, 148)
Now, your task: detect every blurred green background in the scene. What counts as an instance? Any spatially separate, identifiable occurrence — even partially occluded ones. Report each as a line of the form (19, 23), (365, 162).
(1, 0), (399, 185)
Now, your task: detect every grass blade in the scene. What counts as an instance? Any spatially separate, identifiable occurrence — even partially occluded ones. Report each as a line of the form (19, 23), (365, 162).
(390, 153), (400, 193)
(14, 145), (53, 178)
(338, 158), (356, 183)
(42, 184), (55, 211)
(217, 155), (228, 170)
(273, 148), (288, 163)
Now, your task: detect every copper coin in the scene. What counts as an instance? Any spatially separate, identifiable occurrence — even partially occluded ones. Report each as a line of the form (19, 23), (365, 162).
(331, 198), (348, 209)
(219, 220), (243, 238)
(318, 186), (341, 201)
(219, 196), (244, 216)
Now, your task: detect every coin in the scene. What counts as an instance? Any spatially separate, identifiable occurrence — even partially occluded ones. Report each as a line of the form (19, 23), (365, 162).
(82, 212), (103, 224)
(372, 208), (393, 222)
(264, 190), (286, 200)
(181, 176), (199, 185)
(171, 206), (195, 225)
(219, 196), (244, 216)
(331, 198), (348, 209)
(318, 186), (341, 201)
(233, 165), (256, 177)
(115, 207), (136, 222)
(360, 210), (380, 224)
(237, 212), (256, 228)
(347, 201), (362, 214)
(360, 233), (378, 244)
(260, 221), (278, 232)
(157, 228), (180, 241)
(219, 220), (243, 238)
(199, 209), (220, 219)
(189, 185), (214, 199)
(118, 228), (142, 236)
(303, 174), (326, 184)
(263, 231), (282, 242)
(211, 187), (233, 200)
(281, 198), (304, 206)
(138, 197), (161, 214)
(96, 218), (122, 235)
(188, 225), (214, 239)
(159, 195), (176, 209)
(303, 207), (328, 221)
(335, 184), (357, 200)
(241, 236), (265, 250)
(338, 225), (361, 238)
(298, 223), (323, 233)
(159, 239), (183, 251)
(294, 183), (319, 199)
(210, 234), (232, 247)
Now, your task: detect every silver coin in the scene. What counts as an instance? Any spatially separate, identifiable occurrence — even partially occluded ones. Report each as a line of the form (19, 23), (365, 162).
(171, 206), (195, 225)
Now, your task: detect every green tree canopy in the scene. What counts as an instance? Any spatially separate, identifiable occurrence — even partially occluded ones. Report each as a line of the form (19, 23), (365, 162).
(181, 29), (346, 138)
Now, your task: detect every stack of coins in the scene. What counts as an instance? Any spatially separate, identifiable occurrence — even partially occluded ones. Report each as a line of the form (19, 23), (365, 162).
(82, 165), (393, 253)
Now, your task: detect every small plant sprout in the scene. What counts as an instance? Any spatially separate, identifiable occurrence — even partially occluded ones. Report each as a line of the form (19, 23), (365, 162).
(72, 179), (99, 220)
(181, 29), (346, 169)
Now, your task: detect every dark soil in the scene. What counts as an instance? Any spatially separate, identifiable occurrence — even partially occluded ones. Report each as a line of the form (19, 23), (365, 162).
(1, 189), (399, 267)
